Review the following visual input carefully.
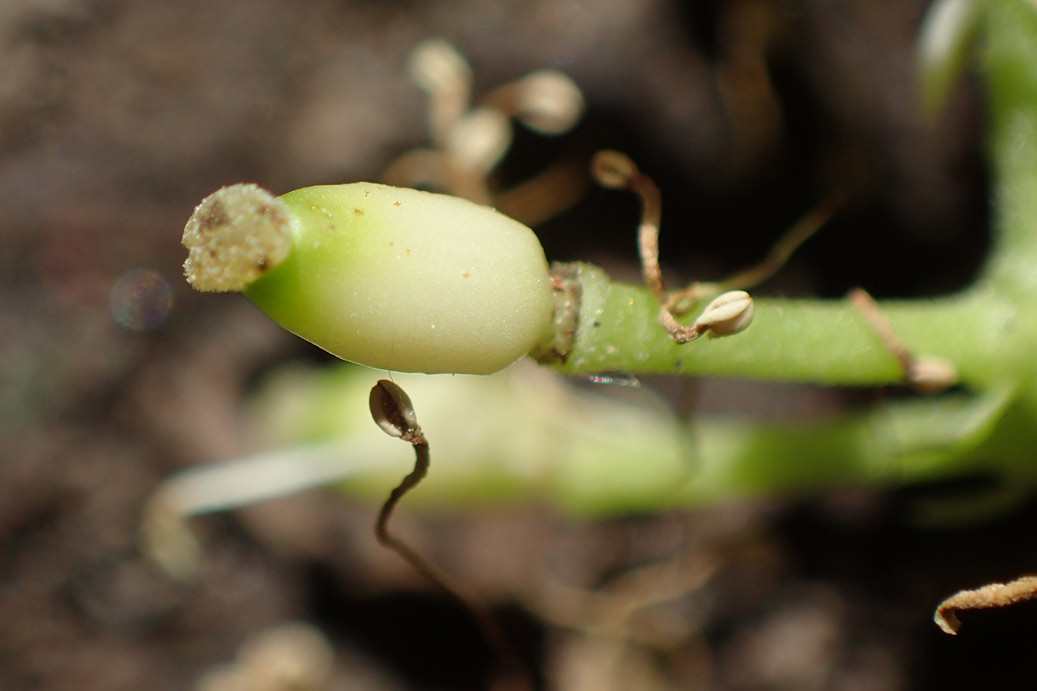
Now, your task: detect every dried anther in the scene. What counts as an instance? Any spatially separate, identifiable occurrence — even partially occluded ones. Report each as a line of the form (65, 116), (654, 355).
(369, 379), (421, 442)
(389, 38), (586, 225)
(407, 39), (472, 148)
(484, 69), (584, 135)
(907, 356), (959, 394)
(590, 149), (640, 190)
(934, 575), (1037, 634)
(692, 290), (755, 338)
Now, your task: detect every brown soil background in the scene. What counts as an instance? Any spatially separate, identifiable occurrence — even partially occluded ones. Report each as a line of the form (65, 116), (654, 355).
(3, 0), (1035, 689)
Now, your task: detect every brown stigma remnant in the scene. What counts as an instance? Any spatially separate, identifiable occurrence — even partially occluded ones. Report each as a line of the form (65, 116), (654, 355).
(182, 183), (293, 292)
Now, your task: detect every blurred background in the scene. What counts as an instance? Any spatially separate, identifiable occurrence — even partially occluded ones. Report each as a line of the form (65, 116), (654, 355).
(4, 0), (1034, 689)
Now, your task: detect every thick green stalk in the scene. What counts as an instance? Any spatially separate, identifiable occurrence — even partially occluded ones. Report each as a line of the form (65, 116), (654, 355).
(540, 263), (1012, 389)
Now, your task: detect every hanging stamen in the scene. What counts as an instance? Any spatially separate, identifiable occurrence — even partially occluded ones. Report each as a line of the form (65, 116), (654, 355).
(591, 150), (754, 343)
(368, 380), (530, 690)
(849, 288), (958, 393)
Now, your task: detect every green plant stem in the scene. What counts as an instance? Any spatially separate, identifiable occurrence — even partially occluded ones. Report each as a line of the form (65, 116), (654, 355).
(981, 0), (1037, 294)
(539, 263), (1012, 390)
(671, 386), (1018, 507)
(230, 363), (1021, 515)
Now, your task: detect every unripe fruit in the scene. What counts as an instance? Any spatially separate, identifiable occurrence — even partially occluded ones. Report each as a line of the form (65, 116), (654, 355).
(183, 182), (554, 374)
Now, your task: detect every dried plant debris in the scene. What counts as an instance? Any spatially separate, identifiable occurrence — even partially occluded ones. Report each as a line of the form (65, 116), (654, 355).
(934, 575), (1037, 634)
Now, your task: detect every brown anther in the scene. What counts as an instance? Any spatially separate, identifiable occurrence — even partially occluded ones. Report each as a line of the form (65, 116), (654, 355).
(369, 380), (421, 442)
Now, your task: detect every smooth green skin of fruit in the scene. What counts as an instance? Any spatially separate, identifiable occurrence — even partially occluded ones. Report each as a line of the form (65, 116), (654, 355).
(244, 183), (554, 374)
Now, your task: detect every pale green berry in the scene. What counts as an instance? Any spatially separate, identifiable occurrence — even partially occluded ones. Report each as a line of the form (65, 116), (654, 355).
(182, 182), (554, 374)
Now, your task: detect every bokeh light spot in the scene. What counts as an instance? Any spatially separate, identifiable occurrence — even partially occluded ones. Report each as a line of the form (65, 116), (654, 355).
(110, 269), (173, 331)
